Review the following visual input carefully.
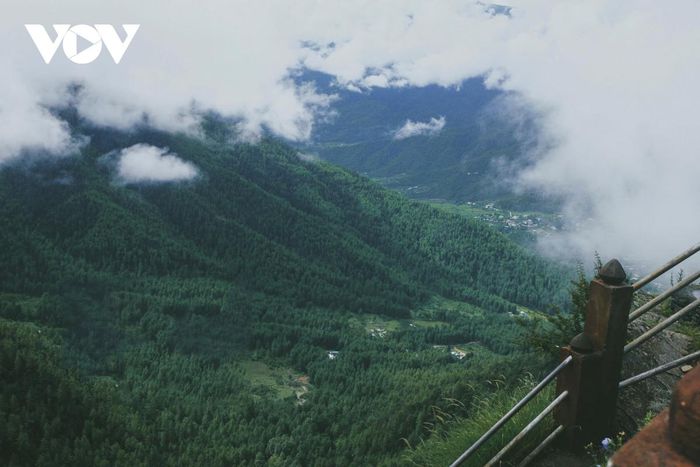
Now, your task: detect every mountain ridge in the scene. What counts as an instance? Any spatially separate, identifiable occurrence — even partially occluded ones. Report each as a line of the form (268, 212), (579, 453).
(0, 122), (570, 465)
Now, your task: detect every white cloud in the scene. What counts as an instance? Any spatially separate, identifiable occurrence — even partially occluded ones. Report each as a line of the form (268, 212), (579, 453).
(0, 0), (699, 268)
(296, 151), (319, 162)
(393, 116), (446, 140)
(116, 144), (198, 184)
(0, 68), (78, 163)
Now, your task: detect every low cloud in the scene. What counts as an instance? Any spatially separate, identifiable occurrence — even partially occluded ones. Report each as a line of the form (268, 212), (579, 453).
(296, 151), (319, 162)
(116, 144), (198, 184)
(1, 0), (699, 269)
(393, 116), (446, 140)
(0, 69), (78, 163)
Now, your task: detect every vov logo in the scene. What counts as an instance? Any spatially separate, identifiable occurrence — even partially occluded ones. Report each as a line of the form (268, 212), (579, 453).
(25, 24), (140, 64)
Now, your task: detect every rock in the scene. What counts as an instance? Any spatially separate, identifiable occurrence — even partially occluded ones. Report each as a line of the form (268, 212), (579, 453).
(616, 311), (691, 434)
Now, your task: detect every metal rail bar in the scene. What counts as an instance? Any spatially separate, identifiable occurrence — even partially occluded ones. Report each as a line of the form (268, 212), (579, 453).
(632, 243), (700, 291)
(619, 349), (700, 388)
(517, 424), (565, 467)
(629, 270), (700, 322)
(485, 391), (568, 467)
(449, 356), (572, 467)
(624, 297), (700, 353)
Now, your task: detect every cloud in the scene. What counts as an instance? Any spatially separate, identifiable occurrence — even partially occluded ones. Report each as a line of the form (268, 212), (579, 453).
(0, 68), (78, 163)
(116, 144), (198, 184)
(491, 2), (700, 271)
(1, 0), (699, 269)
(393, 116), (446, 140)
(296, 151), (319, 162)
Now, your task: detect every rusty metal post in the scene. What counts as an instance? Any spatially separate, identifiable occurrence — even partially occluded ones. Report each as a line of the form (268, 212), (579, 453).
(554, 259), (634, 450)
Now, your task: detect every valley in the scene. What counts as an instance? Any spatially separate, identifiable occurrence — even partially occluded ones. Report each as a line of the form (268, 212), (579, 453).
(430, 201), (564, 245)
(2, 3), (697, 467)
(0, 121), (571, 466)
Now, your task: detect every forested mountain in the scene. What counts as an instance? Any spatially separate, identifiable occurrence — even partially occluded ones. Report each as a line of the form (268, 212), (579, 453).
(297, 71), (555, 210)
(0, 120), (570, 466)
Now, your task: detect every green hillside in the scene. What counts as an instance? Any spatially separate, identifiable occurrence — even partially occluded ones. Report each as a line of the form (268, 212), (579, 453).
(0, 124), (569, 466)
(297, 72), (557, 210)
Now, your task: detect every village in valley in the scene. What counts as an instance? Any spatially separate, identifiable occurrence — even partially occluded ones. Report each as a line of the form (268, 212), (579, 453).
(446, 201), (564, 238)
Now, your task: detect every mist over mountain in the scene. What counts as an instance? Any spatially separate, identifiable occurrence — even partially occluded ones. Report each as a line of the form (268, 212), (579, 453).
(6, 0), (698, 266)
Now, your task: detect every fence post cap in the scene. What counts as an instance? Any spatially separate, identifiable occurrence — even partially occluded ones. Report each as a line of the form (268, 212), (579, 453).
(570, 332), (594, 353)
(598, 259), (626, 285)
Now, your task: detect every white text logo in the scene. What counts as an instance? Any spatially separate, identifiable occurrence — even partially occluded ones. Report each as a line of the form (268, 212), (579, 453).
(25, 24), (140, 64)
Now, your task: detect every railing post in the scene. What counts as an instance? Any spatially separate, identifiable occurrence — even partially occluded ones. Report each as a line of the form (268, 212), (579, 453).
(554, 259), (634, 450)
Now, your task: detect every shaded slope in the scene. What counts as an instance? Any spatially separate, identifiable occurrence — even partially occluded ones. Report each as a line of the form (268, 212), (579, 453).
(0, 125), (570, 466)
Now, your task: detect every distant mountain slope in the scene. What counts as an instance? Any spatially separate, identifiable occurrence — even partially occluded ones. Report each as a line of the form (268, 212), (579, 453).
(298, 71), (549, 208)
(0, 125), (566, 316)
(0, 123), (570, 466)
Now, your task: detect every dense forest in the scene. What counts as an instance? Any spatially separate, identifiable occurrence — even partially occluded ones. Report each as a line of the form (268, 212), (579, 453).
(0, 118), (571, 466)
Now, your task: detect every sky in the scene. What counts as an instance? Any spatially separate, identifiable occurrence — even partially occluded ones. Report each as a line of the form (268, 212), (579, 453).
(1, 0), (699, 272)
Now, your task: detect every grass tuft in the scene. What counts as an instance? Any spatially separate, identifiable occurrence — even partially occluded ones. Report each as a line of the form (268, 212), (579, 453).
(404, 375), (556, 466)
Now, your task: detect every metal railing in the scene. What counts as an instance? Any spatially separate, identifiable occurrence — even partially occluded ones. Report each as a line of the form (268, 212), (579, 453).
(632, 242), (700, 291)
(620, 243), (700, 392)
(624, 298), (700, 353)
(450, 242), (699, 466)
(449, 356), (572, 467)
(484, 391), (568, 467)
(624, 243), (700, 353)
(628, 269), (700, 322)
(516, 425), (564, 467)
(619, 349), (700, 389)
